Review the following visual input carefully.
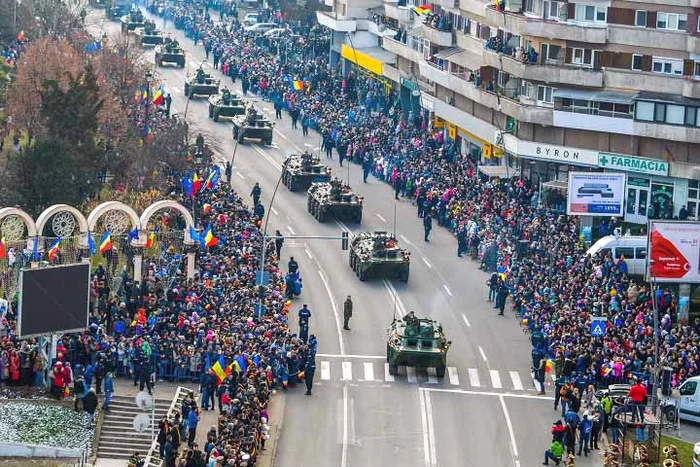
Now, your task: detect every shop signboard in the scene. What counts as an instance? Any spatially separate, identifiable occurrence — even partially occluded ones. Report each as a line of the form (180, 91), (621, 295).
(567, 172), (625, 217)
(649, 221), (700, 283)
(597, 153), (669, 177)
(447, 123), (457, 140)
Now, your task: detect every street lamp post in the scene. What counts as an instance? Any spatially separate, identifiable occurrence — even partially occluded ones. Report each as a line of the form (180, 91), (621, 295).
(649, 259), (660, 409)
(144, 70), (152, 144)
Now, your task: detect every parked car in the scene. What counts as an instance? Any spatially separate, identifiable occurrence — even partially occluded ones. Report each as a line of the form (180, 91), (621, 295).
(244, 22), (276, 34)
(242, 13), (260, 26)
(263, 27), (288, 38)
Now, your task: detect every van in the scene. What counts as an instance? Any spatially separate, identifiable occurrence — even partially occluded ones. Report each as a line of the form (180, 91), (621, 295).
(242, 13), (260, 26)
(586, 234), (647, 276)
(244, 22), (276, 34)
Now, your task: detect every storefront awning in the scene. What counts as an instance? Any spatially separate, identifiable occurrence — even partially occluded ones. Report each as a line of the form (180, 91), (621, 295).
(553, 88), (636, 104)
(445, 50), (480, 69)
(341, 44), (396, 75)
(542, 180), (568, 191)
(434, 47), (461, 59)
(478, 164), (519, 178)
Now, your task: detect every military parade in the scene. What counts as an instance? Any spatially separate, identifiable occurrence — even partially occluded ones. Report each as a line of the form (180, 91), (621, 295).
(0, 0), (698, 465)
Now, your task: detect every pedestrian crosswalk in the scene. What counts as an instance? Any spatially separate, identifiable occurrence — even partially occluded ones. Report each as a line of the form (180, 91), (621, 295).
(315, 358), (533, 392)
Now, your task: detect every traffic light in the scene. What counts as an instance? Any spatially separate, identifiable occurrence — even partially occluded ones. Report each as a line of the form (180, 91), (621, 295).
(341, 231), (349, 250)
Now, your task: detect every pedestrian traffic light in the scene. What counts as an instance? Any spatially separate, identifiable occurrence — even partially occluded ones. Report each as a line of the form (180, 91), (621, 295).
(341, 231), (349, 250)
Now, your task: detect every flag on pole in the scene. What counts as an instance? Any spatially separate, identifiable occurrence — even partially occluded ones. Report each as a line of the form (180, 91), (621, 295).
(32, 236), (40, 261)
(48, 237), (61, 262)
(99, 231), (112, 254)
(153, 85), (164, 106)
(0, 237), (5, 259)
(188, 226), (202, 245)
(191, 173), (201, 194)
(202, 166), (220, 192)
(87, 231), (97, 256)
(211, 355), (230, 385)
(128, 227), (139, 243)
(203, 224), (218, 248)
(145, 232), (155, 249)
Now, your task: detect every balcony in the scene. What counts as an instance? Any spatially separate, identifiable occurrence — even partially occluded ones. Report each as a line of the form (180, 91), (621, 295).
(483, 7), (607, 44)
(316, 11), (357, 32)
(455, 30), (484, 56)
(383, 2), (412, 23)
(605, 68), (685, 94)
(608, 25), (686, 52)
(459, 0), (487, 17)
(633, 121), (700, 144)
(688, 35), (700, 55)
(382, 36), (424, 63)
(683, 79), (700, 99)
(416, 24), (454, 47)
(553, 110), (634, 135)
(482, 48), (603, 87)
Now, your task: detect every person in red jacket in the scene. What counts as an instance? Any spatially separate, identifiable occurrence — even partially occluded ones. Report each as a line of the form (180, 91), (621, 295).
(627, 378), (648, 422)
(52, 362), (65, 399)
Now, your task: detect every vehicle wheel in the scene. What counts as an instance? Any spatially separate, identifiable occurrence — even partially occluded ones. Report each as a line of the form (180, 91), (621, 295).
(318, 209), (326, 223)
(265, 138), (272, 145)
(388, 363), (398, 376)
(400, 269), (409, 283)
(664, 405), (678, 423)
(213, 111), (220, 122)
(289, 181), (297, 192)
(435, 365), (446, 378)
(233, 128), (239, 140)
(349, 252), (355, 268)
(179, 61), (185, 69)
(358, 267), (367, 282)
(209, 105), (214, 119)
(307, 198), (312, 213)
(355, 211), (362, 224)
(184, 84), (190, 96)
(188, 88), (195, 99)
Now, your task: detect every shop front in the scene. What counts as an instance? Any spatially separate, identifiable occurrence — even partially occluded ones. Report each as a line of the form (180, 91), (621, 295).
(340, 43), (396, 104)
(597, 152), (674, 226)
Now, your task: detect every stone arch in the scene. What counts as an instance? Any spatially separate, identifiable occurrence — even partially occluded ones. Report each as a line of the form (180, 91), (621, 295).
(0, 207), (37, 238)
(87, 201), (141, 237)
(139, 200), (196, 246)
(36, 204), (89, 238)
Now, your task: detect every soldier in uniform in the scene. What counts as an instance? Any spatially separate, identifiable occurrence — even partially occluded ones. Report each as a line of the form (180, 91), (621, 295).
(196, 67), (205, 84)
(404, 311), (419, 327)
(343, 296), (352, 330)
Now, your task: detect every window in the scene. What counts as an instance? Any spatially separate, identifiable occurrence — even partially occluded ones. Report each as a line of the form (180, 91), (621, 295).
(537, 85), (554, 104)
(654, 103), (666, 122)
(544, 0), (560, 19)
(686, 106), (696, 126)
(635, 247), (647, 260)
(572, 48), (584, 64)
(652, 57), (683, 75)
(520, 80), (532, 99)
(680, 381), (697, 396)
(523, 0), (534, 14)
(632, 54), (643, 71)
(541, 43), (561, 61)
(635, 101), (655, 121)
(575, 4), (606, 22)
(614, 247), (634, 259)
(657, 12), (687, 31)
(666, 104), (685, 125)
(688, 180), (700, 218)
(695, 61), (700, 77)
(635, 10), (646, 27)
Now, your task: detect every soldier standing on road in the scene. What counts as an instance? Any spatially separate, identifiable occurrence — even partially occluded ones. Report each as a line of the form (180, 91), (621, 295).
(251, 182), (261, 206)
(423, 211), (433, 242)
(275, 230), (284, 259)
(298, 304), (311, 342)
(164, 93), (172, 117)
(343, 295), (353, 330)
(304, 355), (316, 395)
(288, 256), (299, 275)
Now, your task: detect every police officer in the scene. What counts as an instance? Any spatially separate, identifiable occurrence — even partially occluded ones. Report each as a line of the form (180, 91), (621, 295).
(343, 295), (352, 330)
(288, 256), (299, 275)
(298, 304), (311, 342)
(274, 230), (284, 259)
(251, 182), (261, 206)
(423, 211), (433, 242)
(304, 354), (316, 396)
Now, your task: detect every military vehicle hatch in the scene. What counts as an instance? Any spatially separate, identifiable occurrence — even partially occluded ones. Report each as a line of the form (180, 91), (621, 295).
(231, 105), (274, 145)
(349, 231), (410, 282)
(282, 152), (331, 192)
(208, 89), (246, 122)
(387, 314), (450, 376)
(307, 178), (363, 223)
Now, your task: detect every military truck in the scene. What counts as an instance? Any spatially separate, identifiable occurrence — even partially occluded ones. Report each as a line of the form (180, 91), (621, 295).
(155, 40), (185, 68)
(282, 152), (331, 192)
(184, 70), (220, 98)
(307, 178), (363, 223)
(208, 89), (246, 122)
(231, 105), (274, 145)
(120, 9), (145, 33)
(134, 20), (164, 46)
(386, 313), (450, 377)
(349, 231), (410, 282)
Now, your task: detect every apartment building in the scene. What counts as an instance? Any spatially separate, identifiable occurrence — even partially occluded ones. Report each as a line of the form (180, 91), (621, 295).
(319, 0), (700, 225)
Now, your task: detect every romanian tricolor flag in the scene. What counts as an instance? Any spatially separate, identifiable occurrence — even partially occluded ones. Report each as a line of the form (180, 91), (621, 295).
(211, 355), (230, 385)
(17, 31), (25, 41)
(297, 371), (305, 381)
(601, 365), (612, 377)
(99, 230), (112, 254)
(145, 232), (155, 249)
(202, 166), (220, 191)
(192, 173), (201, 194)
(202, 203), (212, 214)
(545, 360), (553, 373)
(292, 80), (304, 91)
(48, 237), (61, 262)
(153, 85), (164, 106)
(0, 237), (5, 259)
(413, 5), (430, 15)
(203, 224), (218, 248)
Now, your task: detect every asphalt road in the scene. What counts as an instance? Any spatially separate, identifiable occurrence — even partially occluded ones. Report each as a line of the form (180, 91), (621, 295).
(85, 9), (605, 466)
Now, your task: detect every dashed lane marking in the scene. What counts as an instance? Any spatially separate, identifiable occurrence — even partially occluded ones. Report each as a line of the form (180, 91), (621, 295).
(341, 361), (352, 381)
(376, 213), (387, 223)
(363, 362), (374, 382)
(490, 370), (502, 389)
(461, 314), (471, 327)
(384, 363), (395, 382)
(468, 368), (481, 387)
(426, 367), (438, 384)
(448, 367), (460, 386)
(406, 366), (417, 383)
(321, 361), (330, 380)
(510, 371), (524, 391)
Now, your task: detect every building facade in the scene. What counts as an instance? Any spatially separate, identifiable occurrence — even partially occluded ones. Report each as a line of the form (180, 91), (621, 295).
(318, 0), (700, 225)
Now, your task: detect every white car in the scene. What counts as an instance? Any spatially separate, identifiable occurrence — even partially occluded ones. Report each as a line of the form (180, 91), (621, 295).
(242, 13), (260, 26)
(244, 22), (276, 34)
(263, 28), (288, 39)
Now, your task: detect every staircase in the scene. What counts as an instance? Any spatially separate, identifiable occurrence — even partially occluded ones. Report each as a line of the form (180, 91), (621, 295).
(97, 395), (170, 460)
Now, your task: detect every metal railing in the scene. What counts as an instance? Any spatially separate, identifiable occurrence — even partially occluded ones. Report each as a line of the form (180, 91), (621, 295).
(142, 386), (194, 467)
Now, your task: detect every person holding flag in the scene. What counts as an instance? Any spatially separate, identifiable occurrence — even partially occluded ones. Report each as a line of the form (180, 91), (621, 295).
(47, 237), (61, 263)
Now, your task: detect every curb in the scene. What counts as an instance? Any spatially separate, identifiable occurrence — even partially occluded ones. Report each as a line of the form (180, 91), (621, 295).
(258, 391), (286, 467)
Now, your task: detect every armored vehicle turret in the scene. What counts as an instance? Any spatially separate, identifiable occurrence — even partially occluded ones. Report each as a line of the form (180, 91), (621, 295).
(208, 89), (246, 122)
(231, 105), (274, 145)
(281, 152), (331, 192)
(134, 20), (164, 46)
(184, 70), (220, 98)
(387, 314), (450, 377)
(120, 8), (145, 33)
(155, 39), (185, 68)
(349, 231), (410, 282)
(307, 178), (363, 223)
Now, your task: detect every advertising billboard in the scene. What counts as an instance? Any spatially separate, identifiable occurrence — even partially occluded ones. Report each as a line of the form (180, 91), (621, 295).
(567, 172), (625, 217)
(649, 221), (700, 283)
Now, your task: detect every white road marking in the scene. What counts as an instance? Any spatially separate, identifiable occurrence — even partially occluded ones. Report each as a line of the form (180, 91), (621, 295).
(424, 387), (555, 401)
(478, 346), (488, 363)
(399, 234), (413, 245)
(419, 389), (431, 467)
(321, 361), (330, 380)
(490, 370), (502, 389)
(335, 220), (351, 234)
(448, 367), (459, 386)
(424, 389), (438, 466)
(406, 366), (417, 383)
(468, 368), (481, 387)
(461, 314), (471, 327)
(383, 280), (407, 317)
(236, 171), (245, 179)
(426, 367), (438, 384)
(304, 248), (313, 259)
(341, 385), (349, 467)
(316, 353), (385, 359)
(341, 361), (353, 381)
(375, 213), (387, 223)
(363, 362), (374, 382)
(443, 284), (453, 296)
(251, 144), (282, 171)
(422, 257), (433, 269)
(287, 225), (296, 235)
(510, 372), (524, 391)
(271, 207), (279, 215)
(384, 363), (394, 382)
(318, 270), (345, 356)
(304, 143), (314, 147)
(499, 395), (521, 467)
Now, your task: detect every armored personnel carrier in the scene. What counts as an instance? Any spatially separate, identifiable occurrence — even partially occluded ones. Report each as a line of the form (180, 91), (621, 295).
(120, 9), (145, 33)
(349, 231), (410, 282)
(231, 105), (274, 145)
(134, 20), (164, 46)
(281, 152), (331, 192)
(106, 0), (130, 20)
(208, 89), (246, 122)
(387, 313), (450, 377)
(155, 40), (185, 68)
(307, 178), (363, 223)
(184, 70), (220, 98)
